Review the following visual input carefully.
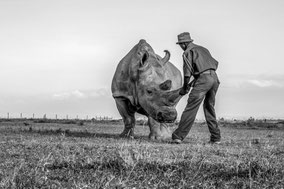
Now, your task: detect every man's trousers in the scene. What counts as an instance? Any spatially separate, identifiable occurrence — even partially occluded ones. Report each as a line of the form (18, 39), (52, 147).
(172, 70), (221, 142)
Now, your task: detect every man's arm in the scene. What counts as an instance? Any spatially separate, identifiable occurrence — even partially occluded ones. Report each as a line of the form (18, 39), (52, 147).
(179, 76), (191, 95)
(180, 51), (193, 95)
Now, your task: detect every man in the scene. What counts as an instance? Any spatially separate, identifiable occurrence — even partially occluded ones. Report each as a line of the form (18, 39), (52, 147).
(172, 32), (221, 144)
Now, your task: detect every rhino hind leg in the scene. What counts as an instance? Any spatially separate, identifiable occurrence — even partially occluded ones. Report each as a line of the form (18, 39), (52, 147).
(148, 117), (172, 140)
(114, 97), (136, 138)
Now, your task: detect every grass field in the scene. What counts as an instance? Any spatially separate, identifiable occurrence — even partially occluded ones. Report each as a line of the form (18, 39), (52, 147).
(0, 119), (283, 188)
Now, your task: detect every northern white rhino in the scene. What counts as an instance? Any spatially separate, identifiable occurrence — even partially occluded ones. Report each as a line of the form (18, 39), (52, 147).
(112, 39), (183, 139)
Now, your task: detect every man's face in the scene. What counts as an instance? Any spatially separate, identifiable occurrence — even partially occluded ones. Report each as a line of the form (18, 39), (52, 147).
(179, 43), (188, 51)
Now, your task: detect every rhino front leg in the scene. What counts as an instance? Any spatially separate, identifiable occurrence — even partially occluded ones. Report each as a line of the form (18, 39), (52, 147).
(114, 97), (135, 138)
(148, 117), (172, 140)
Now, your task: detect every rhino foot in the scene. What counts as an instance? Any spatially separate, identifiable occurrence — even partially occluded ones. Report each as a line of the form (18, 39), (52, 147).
(148, 134), (162, 140)
(148, 117), (172, 141)
(119, 128), (134, 139)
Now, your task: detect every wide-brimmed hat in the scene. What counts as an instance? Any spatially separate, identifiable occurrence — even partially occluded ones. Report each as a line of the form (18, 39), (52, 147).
(176, 32), (193, 44)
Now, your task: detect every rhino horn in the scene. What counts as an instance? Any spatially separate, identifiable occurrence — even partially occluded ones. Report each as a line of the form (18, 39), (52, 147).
(167, 88), (183, 105)
(161, 50), (170, 65)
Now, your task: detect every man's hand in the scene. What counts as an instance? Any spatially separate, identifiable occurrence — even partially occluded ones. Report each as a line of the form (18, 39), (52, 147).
(188, 79), (196, 88)
(179, 87), (189, 96)
(179, 76), (191, 95)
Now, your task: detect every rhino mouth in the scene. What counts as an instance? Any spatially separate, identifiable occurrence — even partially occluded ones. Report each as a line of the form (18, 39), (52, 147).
(155, 106), (177, 123)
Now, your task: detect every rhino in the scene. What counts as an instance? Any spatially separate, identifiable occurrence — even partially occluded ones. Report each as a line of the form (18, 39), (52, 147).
(111, 39), (182, 139)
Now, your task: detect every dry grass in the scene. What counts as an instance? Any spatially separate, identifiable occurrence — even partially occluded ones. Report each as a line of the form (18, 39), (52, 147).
(0, 120), (283, 188)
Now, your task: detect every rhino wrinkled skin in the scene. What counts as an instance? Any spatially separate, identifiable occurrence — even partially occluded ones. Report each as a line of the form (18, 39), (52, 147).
(111, 39), (182, 139)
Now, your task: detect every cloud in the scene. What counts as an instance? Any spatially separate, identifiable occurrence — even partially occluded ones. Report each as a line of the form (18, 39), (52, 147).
(247, 79), (283, 88)
(52, 88), (110, 100)
(53, 90), (87, 100)
(89, 88), (109, 97)
(220, 74), (284, 89)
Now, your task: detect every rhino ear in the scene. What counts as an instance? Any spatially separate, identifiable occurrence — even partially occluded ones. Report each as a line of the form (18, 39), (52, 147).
(140, 51), (149, 67)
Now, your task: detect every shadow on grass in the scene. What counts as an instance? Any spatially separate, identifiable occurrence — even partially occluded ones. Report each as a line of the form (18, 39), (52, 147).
(44, 157), (271, 185)
(13, 127), (152, 141)
(8, 152), (277, 189)
(2, 125), (179, 144)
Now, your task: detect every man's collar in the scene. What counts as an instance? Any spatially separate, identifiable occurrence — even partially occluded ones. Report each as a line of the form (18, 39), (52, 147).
(185, 42), (196, 51)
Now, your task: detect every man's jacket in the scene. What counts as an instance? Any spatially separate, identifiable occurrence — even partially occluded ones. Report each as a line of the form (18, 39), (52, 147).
(183, 43), (218, 77)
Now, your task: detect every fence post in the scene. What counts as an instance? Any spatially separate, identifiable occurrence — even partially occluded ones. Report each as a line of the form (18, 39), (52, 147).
(7, 112), (9, 119)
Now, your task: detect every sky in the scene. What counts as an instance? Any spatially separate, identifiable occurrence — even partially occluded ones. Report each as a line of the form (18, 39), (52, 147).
(0, 0), (284, 120)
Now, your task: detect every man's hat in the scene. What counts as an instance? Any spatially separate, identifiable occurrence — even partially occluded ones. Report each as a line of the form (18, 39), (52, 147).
(176, 32), (193, 44)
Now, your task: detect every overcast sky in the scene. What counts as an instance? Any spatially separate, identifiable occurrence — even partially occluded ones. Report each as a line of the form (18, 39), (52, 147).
(0, 0), (284, 120)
